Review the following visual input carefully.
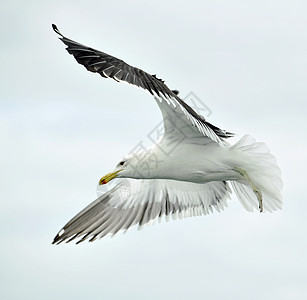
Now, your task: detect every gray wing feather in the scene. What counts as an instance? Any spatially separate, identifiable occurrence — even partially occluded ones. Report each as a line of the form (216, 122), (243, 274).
(52, 179), (231, 244)
(52, 24), (233, 141)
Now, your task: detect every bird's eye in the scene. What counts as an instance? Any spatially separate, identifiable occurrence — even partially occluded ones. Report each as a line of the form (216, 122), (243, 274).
(119, 161), (125, 166)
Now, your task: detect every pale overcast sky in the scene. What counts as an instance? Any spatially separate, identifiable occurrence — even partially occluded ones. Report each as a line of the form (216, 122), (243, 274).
(1, 1), (307, 299)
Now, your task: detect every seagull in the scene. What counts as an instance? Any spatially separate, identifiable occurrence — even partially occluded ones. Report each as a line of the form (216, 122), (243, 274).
(52, 24), (282, 244)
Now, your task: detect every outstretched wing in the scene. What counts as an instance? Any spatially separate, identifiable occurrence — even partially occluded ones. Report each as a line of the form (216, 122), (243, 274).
(52, 24), (233, 145)
(53, 179), (231, 244)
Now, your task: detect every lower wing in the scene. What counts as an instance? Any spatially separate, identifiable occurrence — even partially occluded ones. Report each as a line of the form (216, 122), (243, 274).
(53, 178), (231, 244)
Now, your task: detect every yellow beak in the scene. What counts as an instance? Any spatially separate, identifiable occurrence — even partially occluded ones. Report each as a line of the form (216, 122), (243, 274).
(99, 170), (122, 185)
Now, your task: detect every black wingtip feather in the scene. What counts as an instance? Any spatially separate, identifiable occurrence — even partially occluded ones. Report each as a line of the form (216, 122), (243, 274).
(52, 24), (64, 37)
(52, 235), (59, 244)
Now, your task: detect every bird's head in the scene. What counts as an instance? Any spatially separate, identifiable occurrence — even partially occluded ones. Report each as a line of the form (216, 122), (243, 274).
(98, 159), (128, 185)
(98, 149), (157, 185)
(98, 154), (141, 185)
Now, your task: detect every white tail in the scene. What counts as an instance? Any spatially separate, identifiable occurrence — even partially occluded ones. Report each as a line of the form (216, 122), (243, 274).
(230, 135), (283, 212)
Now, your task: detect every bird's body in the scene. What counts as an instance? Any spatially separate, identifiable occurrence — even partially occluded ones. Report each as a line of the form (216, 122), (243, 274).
(122, 140), (238, 183)
(52, 24), (282, 244)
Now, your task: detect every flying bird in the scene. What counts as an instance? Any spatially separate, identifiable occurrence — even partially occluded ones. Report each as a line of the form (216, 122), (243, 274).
(52, 24), (282, 244)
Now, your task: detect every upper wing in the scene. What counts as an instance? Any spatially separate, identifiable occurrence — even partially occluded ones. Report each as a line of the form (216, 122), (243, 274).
(52, 24), (233, 146)
(52, 179), (231, 244)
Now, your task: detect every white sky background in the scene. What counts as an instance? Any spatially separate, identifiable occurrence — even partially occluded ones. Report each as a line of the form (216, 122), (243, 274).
(1, 0), (307, 299)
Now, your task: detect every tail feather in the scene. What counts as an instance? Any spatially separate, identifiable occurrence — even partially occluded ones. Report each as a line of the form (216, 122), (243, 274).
(230, 135), (283, 212)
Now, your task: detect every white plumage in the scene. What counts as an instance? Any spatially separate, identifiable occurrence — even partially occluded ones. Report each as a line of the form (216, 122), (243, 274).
(52, 24), (282, 244)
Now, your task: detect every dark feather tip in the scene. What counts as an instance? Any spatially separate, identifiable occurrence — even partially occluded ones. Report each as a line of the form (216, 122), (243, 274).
(52, 24), (63, 37)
